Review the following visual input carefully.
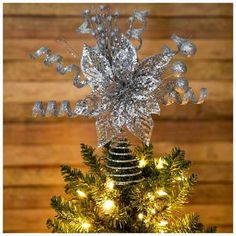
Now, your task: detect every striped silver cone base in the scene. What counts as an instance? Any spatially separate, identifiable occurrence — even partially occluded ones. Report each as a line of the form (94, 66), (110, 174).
(105, 137), (144, 185)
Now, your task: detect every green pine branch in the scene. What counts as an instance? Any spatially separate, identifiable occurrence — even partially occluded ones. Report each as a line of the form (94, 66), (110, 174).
(168, 213), (203, 233)
(134, 144), (153, 160)
(169, 173), (197, 211)
(81, 144), (101, 171)
(61, 165), (85, 182)
(50, 196), (78, 218)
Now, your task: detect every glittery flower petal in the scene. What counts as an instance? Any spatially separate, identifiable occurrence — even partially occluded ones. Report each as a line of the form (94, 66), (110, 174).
(73, 99), (93, 116)
(136, 52), (174, 79)
(112, 35), (137, 80)
(127, 113), (153, 145)
(110, 102), (126, 130)
(73, 95), (103, 117)
(126, 102), (136, 120)
(148, 95), (160, 115)
(81, 44), (113, 92)
(132, 75), (160, 100)
(96, 115), (115, 147)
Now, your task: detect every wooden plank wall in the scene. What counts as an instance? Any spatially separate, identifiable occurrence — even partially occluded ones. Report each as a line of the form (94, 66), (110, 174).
(3, 3), (233, 233)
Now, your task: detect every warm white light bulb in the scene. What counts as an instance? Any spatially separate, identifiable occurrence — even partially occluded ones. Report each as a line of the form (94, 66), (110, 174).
(156, 189), (168, 197)
(151, 208), (156, 214)
(103, 199), (115, 212)
(158, 220), (168, 226)
(139, 159), (147, 168)
(77, 190), (87, 198)
(81, 222), (91, 230)
(176, 175), (186, 181)
(176, 176), (182, 181)
(147, 192), (155, 200)
(138, 213), (144, 220)
(156, 158), (165, 169)
(106, 179), (114, 190)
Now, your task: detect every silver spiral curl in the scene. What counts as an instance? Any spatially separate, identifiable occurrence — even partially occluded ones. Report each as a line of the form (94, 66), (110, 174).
(32, 100), (73, 118)
(30, 47), (86, 88)
(159, 78), (207, 106)
(161, 88), (207, 106)
(126, 10), (149, 51)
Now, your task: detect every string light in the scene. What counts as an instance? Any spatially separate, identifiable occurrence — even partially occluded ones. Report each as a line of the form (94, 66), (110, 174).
(81, 222), (91, 230)
(77, 190), (87, 198)
(176, 176), (182, 181)
(106, 179), (114, 190)
(139, 159), (147, 167)
(151, 208), (156, 214)
(147, 192), (155, 200)
(158, 220), (168, 226)
(102, 199), (115, 212)
(156, 188), (168, 197)
(175, 175), (186, 182)
(138, 213), (144, 220)
(155, 158), (165, 169)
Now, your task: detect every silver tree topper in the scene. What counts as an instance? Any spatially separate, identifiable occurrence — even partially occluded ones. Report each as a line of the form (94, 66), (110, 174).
(31, 5), (207, 147)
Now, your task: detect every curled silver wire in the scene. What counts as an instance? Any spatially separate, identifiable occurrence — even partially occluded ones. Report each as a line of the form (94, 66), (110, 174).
(126, 10), (149, 51)
(32, 100), (73, 118)
(158, 78), (207, 105)
(30, 47), (85, 88)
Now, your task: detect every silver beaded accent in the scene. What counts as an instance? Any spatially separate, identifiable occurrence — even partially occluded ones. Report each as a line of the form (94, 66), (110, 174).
(171, 34), (197, 57)
(171, 61), (187, 76)
(180, 41), (197, 57)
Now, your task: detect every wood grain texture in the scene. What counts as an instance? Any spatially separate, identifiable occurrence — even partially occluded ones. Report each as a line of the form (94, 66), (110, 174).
(3, 3), (233, 233)
(3, 3), (233, 17)
(3, 142), (232, 167)
(3, 163), (232, 187)
(3, 121), (233, 146)
(4, 16), (233, 39)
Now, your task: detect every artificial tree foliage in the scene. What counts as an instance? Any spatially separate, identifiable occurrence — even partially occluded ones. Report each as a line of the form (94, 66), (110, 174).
(46, 143), (216, 233)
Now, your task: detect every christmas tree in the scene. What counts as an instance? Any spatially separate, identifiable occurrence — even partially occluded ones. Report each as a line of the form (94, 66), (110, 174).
(45, 142), (215, 233)
(31, 5), (213, 233)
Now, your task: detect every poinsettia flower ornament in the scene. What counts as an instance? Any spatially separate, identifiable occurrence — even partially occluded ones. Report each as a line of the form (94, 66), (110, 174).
(31, 5), (207, 147)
